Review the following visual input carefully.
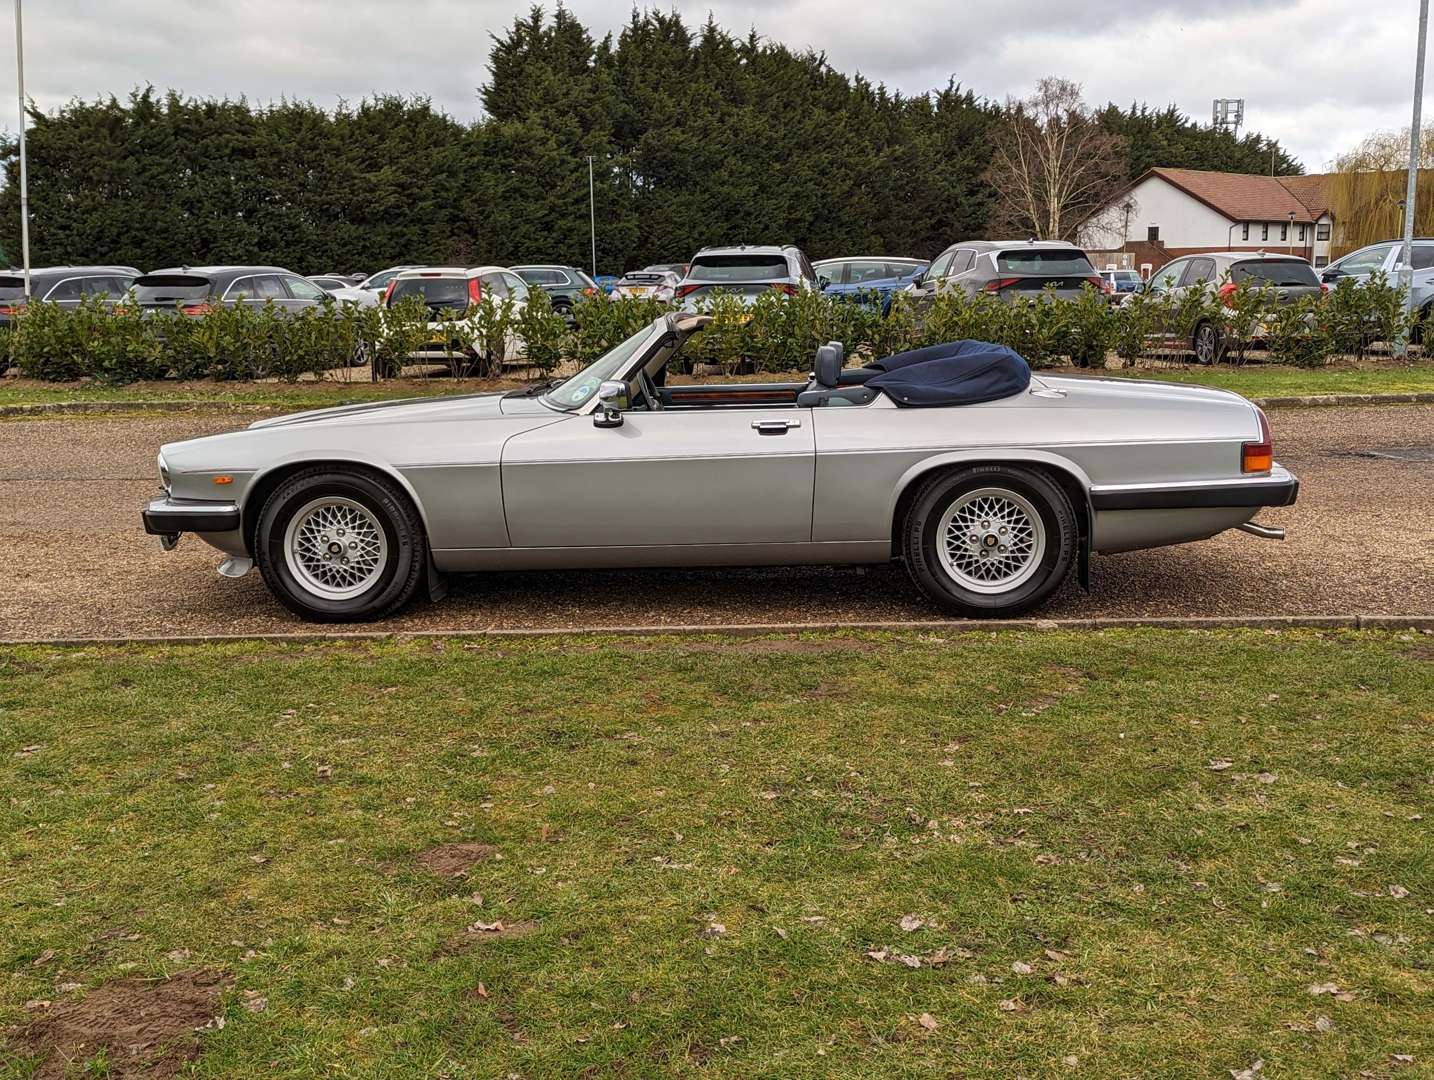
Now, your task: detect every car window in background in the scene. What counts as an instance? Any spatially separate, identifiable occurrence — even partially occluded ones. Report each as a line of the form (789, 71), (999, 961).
(517, 269), (567, 286)
(574, 270), (599, 290)
(1232, 260), (1321, 287)
(687, 254), (788, 282)
(44, 278), (85, 302)
(479, 273), (509, 299)
(1148, 261), (1186, 292)
(283, 276), (327, 301)
(230, 275), (287, 300)
(926, 251), (955, 280)
(1181, 258), (1216, 286)
(1334, 243), (1395, 276)
(796, 251), (817, 282)
(1391, 244), (1434, 271)
(389, 277), (469, 308)
(995, 249), (1095, 275)
(500, 272), (530, 300)
(846, 261), (891, 284)
(83, 276), (131, 297)
(948, 251), (974, 275)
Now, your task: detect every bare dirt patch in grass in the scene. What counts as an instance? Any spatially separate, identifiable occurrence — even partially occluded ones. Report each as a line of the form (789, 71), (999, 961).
(11, 968), (231, 1078)
(439, 920), (540, 956)
(416, 841), (497, 877)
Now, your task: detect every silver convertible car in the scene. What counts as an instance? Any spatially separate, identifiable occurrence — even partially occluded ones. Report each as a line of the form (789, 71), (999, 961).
(142, 314), (1298, 622)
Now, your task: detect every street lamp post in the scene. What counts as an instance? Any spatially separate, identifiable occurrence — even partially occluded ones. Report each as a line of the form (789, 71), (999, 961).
(587, 155), (596, 279)
(1397, 0), (1430, 358)
(14, 0), (31, 298)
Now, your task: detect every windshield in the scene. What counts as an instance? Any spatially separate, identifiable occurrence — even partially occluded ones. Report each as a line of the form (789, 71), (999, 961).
(542, 323), (660, 411)
(1232, 260), (1320, 287)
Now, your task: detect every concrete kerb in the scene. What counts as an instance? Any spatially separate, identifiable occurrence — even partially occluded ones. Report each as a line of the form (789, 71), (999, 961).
(3, 613), (1431, 648)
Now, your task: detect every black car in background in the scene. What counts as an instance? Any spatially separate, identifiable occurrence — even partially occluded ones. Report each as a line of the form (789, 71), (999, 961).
(132, 266), (332, 315)
(0, 265), (141, 326)
(510, 264), (600, 318)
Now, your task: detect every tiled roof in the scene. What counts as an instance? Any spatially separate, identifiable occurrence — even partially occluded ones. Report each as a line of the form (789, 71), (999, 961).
(1149, 168), (1330, 223)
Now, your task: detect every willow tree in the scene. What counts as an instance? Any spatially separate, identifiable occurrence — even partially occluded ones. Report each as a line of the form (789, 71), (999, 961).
(1326, 128), (1434, 259)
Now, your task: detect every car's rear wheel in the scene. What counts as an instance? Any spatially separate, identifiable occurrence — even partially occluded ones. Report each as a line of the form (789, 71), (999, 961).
(255, 467), (426, 622)
(1193, 321), (1225, 365)
(902, 465), (1076, 616)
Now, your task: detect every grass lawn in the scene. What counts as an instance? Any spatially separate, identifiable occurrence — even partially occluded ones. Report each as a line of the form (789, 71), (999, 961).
(4, 360), (1434, 412)
(1109, 362), (1434, 398)
(2, 629), (1431, 1078)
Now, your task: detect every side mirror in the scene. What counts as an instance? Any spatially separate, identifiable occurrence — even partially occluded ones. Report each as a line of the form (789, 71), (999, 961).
(592, 379), (629, 428)
(909, 273), (925, 289)
(818, 275), (832, 289)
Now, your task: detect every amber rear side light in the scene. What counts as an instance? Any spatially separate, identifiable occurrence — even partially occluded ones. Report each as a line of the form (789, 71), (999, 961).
(1242, 407), (1273, 473)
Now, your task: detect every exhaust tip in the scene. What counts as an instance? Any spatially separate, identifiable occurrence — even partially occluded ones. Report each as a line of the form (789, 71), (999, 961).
(1237, 521), (1286, 541)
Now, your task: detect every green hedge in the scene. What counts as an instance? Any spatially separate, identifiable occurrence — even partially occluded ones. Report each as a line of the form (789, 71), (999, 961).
(3, 275), (1421, 384)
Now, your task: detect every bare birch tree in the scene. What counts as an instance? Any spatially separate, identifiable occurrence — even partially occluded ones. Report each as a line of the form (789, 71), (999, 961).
(984, 78), (1128, 240)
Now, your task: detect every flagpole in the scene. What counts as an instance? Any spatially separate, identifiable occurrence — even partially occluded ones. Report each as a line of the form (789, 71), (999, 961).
(14, 0), (30, 297)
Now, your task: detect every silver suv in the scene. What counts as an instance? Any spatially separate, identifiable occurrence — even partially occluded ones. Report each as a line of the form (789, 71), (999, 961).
(1142, 251), (1323, 364)
(674, 245), (818, 310)
(908, 240), (1103, 304)
(1321, 239), (1434, 318)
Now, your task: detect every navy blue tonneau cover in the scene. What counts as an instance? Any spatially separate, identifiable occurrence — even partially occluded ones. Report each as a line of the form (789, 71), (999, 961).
(864, 340), (1031, 407)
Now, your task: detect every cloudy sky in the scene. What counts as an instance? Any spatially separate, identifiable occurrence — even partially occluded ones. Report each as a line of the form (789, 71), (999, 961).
(0, 0), (1426, 170)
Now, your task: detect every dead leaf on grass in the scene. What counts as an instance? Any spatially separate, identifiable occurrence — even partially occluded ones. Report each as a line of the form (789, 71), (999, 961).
(1012, 961), (1034, 975)
(1229, 1059), (1264, 1080)
(917, 1012), (939, 1031)
(1208, 759), (1234, 771)
(899, 915), (924, 933)
(997, 998), (1022, 1012)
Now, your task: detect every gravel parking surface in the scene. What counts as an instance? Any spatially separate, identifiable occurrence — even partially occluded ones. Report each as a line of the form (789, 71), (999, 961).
(1, 405), (1430, 640)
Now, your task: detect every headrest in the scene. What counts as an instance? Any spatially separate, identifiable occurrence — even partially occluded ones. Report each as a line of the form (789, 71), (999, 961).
(813, 341), (845, 388)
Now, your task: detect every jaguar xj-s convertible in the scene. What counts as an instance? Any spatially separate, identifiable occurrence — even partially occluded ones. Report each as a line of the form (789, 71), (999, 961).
(142, 313), (1299, 622)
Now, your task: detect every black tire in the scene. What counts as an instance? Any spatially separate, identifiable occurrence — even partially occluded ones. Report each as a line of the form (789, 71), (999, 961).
(1193, 321), (1225, 366)
(901, 465), (1077, 617)
(255, 467), (426, 622)
(1413, 304), (1432, 346)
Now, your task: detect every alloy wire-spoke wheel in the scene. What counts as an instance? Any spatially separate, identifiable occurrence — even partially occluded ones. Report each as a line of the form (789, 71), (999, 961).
(936, 487), (1046, 593)
(284, 497), (389, 599)
(901, 464), (1076, 617)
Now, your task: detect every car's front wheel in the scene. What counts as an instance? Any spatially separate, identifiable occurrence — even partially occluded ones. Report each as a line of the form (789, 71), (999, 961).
(901, 465), (1076, 617)
(255, 468), (426, 622)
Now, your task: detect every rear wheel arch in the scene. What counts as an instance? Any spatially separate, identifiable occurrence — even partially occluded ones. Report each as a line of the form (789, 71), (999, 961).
(890, 456), (1091, 556)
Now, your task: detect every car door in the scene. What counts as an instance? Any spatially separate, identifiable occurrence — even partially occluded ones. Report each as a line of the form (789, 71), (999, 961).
(944, 249), (978, 295)
(910, 249), (954, 306)
(280, 274), (328, 313)
(501, 403), (816, 549)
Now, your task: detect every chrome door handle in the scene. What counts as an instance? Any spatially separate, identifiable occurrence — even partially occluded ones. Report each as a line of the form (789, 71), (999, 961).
(752, 419), (800, 434)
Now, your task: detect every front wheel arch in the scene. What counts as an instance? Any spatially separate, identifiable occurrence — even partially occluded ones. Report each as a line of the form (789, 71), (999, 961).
(242, 458), (427, 558)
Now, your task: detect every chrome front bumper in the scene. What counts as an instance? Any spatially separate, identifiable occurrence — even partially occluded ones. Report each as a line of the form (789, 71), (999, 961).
(140, 495), (241, 537)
